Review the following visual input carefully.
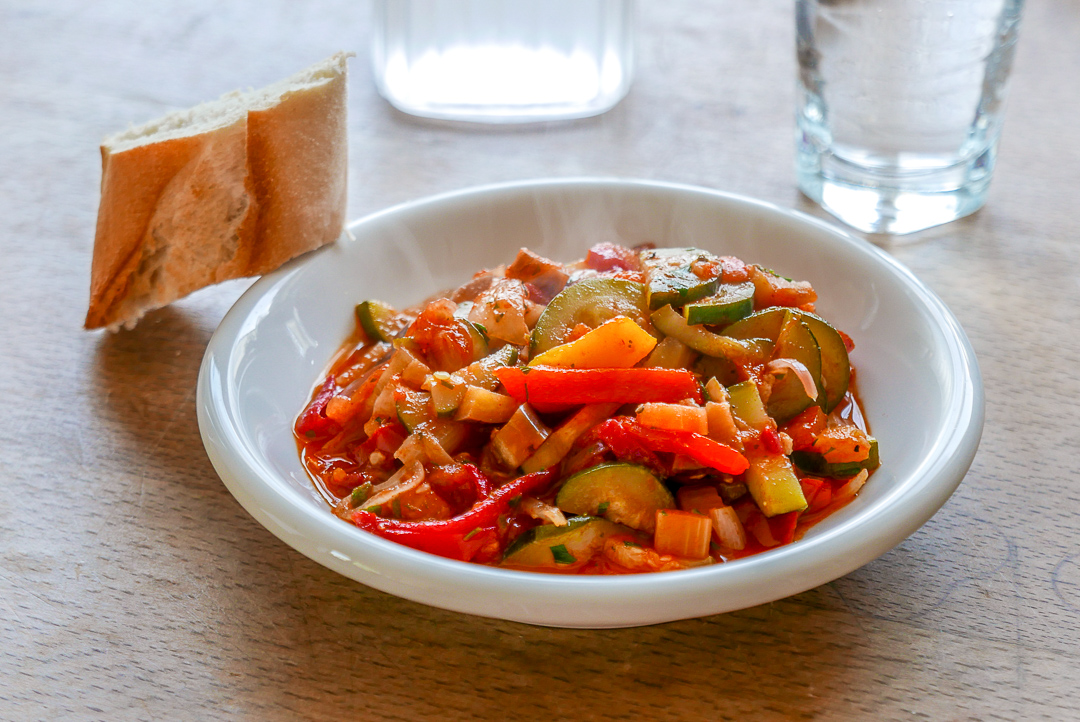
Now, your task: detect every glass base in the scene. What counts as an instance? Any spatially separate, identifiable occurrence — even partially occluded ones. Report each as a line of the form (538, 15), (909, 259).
(796, 145), (995, 235)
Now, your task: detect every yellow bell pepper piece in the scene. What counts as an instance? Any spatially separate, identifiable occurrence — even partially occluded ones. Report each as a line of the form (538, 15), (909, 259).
(528, 316), (657, 368)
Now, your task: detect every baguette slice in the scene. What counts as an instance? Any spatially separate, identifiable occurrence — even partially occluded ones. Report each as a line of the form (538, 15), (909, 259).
(86, 52), (352, 330)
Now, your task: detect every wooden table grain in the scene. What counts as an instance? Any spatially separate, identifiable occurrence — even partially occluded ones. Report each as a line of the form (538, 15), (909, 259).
(3, 1), (1079, 719)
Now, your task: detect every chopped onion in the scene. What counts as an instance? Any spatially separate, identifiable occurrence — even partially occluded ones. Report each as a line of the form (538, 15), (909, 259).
(709, 506), (747, 550)
(834, 469), (869, 503)
(363, 461), (426, 510)
(519, 497), (568, 527)
(766, 358), (818, 401)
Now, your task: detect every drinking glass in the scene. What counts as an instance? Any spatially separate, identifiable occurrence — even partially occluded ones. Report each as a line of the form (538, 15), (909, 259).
(371, 0), (635, 123)
(796, 0), (1025, 234)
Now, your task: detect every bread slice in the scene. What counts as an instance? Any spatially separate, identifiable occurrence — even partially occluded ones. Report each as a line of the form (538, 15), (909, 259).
(86, 52), (352, 330)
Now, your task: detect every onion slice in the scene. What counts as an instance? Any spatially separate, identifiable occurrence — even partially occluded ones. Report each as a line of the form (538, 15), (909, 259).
(766, 358), (818, 401)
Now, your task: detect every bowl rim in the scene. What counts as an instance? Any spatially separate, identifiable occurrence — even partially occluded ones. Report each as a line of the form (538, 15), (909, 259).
(197, 177), (984, 627)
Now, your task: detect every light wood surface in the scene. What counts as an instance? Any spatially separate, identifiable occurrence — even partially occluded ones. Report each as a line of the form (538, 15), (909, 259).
(3, 1), (1079, 719)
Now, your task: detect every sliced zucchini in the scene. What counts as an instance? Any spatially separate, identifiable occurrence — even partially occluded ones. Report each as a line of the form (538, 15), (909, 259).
(791, 438), (879, 478)
(683, 282), (755, 326)
(722, 306), (788, 343)
(766, 314), (823, 424)
(356, 300), (406, 343)
(640, 247), (720, 310)
(461, 344), (519, 391)
(555, 463), (676, 533)
(744, 454), (808, 517)
(651, 305), (751, 360)
(428, 371), (466, 417)
(394, 386), (434, 432)
(643, 336), (699, 369)
(724, 307), (850, 413)
(530, 279), (649, 355)
(726, 380), (769, 431)
(795, 313), (850, 413)
(502, 516), (630, 570)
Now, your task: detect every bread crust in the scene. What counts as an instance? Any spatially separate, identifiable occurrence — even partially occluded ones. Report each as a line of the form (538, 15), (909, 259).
(85, 53), (350, 330)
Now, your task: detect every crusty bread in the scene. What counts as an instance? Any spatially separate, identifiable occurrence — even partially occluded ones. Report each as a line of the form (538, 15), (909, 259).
(86, 52), (352, 330)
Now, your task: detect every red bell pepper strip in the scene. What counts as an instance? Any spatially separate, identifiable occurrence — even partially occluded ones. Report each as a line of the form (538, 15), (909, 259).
(593, 418), (748, 475)
(495, 366), (703, 406)
(349, 468), (558, 562)
(766, 510), (800, 545)
(295, 376), (341, 439)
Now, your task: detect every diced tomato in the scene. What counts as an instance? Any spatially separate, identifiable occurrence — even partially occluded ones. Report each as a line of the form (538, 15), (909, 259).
(405, 298), (477, 371)
(809, 425), (872, 463)
(783, 406), (828, 451)
(838, 329), (855, 353)
(590, 417), (748, 476)
(766, 511), (799, 545)
(760, 426), (784, 455)
(585, 242), (640, 272)
(295, 376), (342, 440)
(799, 476), (833, 514)
(426, 463), (492, 515)
(717, 255), (750, 283)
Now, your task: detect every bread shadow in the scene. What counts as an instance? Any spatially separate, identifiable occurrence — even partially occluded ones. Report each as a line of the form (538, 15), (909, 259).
(89, 305), (214, 461)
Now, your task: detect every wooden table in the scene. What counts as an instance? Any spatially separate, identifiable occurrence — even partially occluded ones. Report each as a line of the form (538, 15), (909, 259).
(4, 1), (1079, 718)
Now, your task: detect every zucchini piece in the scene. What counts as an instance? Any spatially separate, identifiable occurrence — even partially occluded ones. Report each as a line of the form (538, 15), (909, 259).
(745, 454), (808, 517)
(683, 282), (755, 326)
(795, 312), (850, 413)
(643, 336), (698, 369)
(640, 247), (720, 310)
(461, 344), (518, 390)
(726, 380), (770, 431)
(502, 516), (630, 570)
(725, 308), (850, 413)
(555, 463), (676, 533)
(393, 386), (434, 431)
(463, 320), (490, 362)
(356, 300), (406, 343)
(491, 404), (551, 469)
(428, 371), (467, 417)
(394, 387), (434, 432)
(530, 279), (649, 355)
(694, 355), (741, 388)
(791, 438), (879, 478)
(651, 305), (751, 360)
(766, 314), (823, 424)
(722, 306), (788, 343)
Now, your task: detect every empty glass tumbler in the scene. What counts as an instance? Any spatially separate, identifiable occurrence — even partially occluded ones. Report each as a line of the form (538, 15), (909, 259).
(796, 0), (1025, 234)
(371, 0), (636, 123)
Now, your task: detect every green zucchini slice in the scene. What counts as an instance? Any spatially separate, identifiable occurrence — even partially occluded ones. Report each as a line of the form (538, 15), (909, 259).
(529, 278), (649, 355)
(502, 516), (630, 569)
(555, 463), (675, 533)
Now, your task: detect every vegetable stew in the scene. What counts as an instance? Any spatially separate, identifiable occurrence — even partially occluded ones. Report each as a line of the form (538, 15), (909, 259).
(295, 243), (879, 573)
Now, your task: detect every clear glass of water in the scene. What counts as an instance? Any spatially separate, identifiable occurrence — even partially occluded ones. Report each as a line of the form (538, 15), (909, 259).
(371, 0), (636, 123)
(796, 0), (1025, 235)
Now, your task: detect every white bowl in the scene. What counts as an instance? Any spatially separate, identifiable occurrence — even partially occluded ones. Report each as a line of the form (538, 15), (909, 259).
(197, 178), (983, 628)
